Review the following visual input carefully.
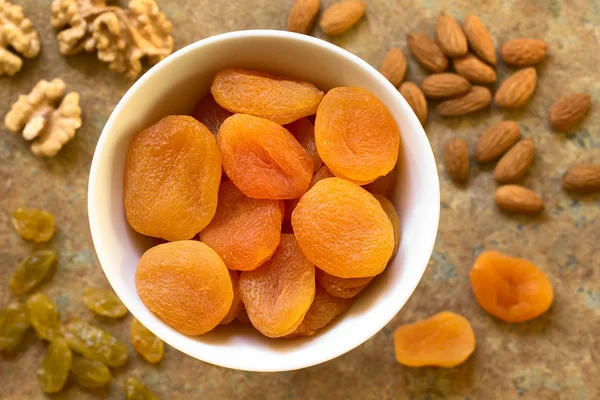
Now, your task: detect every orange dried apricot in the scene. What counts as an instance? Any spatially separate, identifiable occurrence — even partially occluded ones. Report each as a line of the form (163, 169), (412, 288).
(284, 118), (322, 171)
(125, 116), (221, 241)
(284, 164), (335, 221)
(238, 234), (315, 337)
(218, 114), (313, 199)
(316, 269), (373, 299)
(211, 68), (324, 125)
(470, 251), (553, 323)
(394, 311), (476, 367)
(285, 285), (352, 338)
(235, 304), (252, 325)
(364, 165), (397, 199)
(292, 178), (394, 278)
(200, 180), (283, 271)
(373, 195), (401, 256)
(191, 93), (233, 137)
(135, 241), (233, 335)
(315, 87), (400, 184)
(220, 270), (243, 324)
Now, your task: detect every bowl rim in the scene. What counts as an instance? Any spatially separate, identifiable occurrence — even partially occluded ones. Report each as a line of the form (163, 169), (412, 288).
(88, 29), (440, 371)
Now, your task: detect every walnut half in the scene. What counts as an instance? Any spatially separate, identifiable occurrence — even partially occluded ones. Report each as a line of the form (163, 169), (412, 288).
(0, 0), (41, 76)
(4, 79), (82, 157)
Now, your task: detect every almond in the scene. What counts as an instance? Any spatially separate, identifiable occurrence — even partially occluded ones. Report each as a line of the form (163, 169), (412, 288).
(443, 138), (469, 183)
(493, 138), (535, 183)
(379, 47), (407, 87)
(435, 12), (468, 57)
(421, 73), (471, 99)
(407, 33), (448, 73)
(495, 185), (544, 214)
(475, 120), (521, 163)
(320, 1), (366, 36)
(462, 15), (496, 66)
(501, 38), (547, 67)
(548, 93), (591, 132)
(437, 86), (492, 117)
(287, 0), (321, 34)
(452, 53), (497, 84)
(399, 82), (427, 125)
(562, 164), (600, 193)
(494, 68), (537, 109)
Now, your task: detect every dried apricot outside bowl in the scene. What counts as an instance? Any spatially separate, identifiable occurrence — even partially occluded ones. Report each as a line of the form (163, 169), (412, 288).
(88, 30), (439, 372)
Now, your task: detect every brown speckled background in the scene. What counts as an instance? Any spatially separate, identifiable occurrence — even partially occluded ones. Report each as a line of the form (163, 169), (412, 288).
(1, 1), (599, 399)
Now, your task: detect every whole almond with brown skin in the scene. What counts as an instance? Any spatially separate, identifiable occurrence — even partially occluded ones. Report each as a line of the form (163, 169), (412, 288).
(495, 185), (544, 214)
(493, 138), (535, 183)
(407, 33), (448, 73)
(475, 120), (521, 163)
(562, 164), (600, 193)
(462, 15), (496, 66)
(453, 53), (497, 84)
(501, 38), (547, 67)
(437, 86), (492, 116)
(287, 0), (320, 34)
(379, 48), (407, 87)
(399, 82), (427, 125)
(443, 138), (469, 183)
(435, 12), (468, 57)
(495, 68), (537, 109)
(421, 73), (471, 99)
(548, 93), (591, 132)
(320, 1), (366, 36)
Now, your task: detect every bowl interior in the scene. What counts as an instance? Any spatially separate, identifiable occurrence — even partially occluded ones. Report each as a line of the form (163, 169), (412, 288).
(88, 30), (439, 372)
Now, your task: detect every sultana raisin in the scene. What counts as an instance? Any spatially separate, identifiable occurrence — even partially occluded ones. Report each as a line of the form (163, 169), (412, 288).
(292, 178), (394, 278)
(394, 311), (476, 367)
(0, 301), (30, 352)
(124, 115), (221, 241)
(126, 376), (158, 400)
(191, 93), (233, 137)
(9, 250), (56, 295)
(136, 241), (233, 335)
(63, 320), (128, 367)
(12, 207), (55, 243)
(220, 270), (243, 324)
(211, 68), (324, 125)
(70, 354), (112, 389)
(285, 118), (323, 171)
(83, 287), (128, 318)
(26, 292), (61, 341)
(38, 337), (72, 393)
(315, 87), (400, 184)
(199, 180), (283, 271)
(316, 269), (373, 299)
(470, 251), (553, 323)
(131, 318), (164, 364)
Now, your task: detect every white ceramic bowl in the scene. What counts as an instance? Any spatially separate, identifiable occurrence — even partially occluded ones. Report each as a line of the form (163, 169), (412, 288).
(88, 30), (440, 372)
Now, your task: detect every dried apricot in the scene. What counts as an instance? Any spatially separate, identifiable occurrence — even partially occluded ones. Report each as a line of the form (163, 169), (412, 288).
(83, 287), (128, 318)
(0, 301), (30, 352)
(211, 68), (324, 125)
(9, 250), (56, 295)
(218, 114), (313, 199)
(70, 354), (112, 389)
(131, 318), (164, 364)
(364, 165), (397, 199)
(315, 87), (400, 184)
(292, 178), (394, 278)
(394, 311), (476, 367)
(63, 320), (128, 367)
(221, 270), (243, 324)
(200, 180), (283, 271)
(285, 285), (352, 338)
(126, 376), (158, 400)
(236, 305), (252, 325)
(124, 115), (221, 241)
(470, 251), (553, 323)
(136, 240), (233, 335)
(38, 337), (72, 393)
(26, 292), (61, 341)
(316, 269), (373, 299)
(374, 195), (401, 256)
(284, 164), (335, 221)
(239, 234), (315, 337)
(285, 118), (322, 171)
(191, 93), (233, 137)
(12, 207), (55, 242)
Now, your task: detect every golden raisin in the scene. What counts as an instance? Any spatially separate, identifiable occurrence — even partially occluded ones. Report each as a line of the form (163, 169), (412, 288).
(12, 207), (55, 242)
(63, 320), (128, 367)
(70, 354), (112, 389)
(38, 337), (72, 393)
(26, 292), (61, 341)
(130, 318), (164, 364)
(83, 287), (128, 318)
(0, 301), (31, 352)
(9, 250), (56, 295)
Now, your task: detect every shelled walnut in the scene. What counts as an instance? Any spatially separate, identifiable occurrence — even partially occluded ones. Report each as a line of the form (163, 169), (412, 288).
(4, 79), (82, 157)
(0, 0), (41, 76)
(51, 0), (173, 79)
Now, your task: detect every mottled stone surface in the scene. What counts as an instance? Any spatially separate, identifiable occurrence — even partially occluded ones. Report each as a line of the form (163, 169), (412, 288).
(1, 0), (599, 399)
